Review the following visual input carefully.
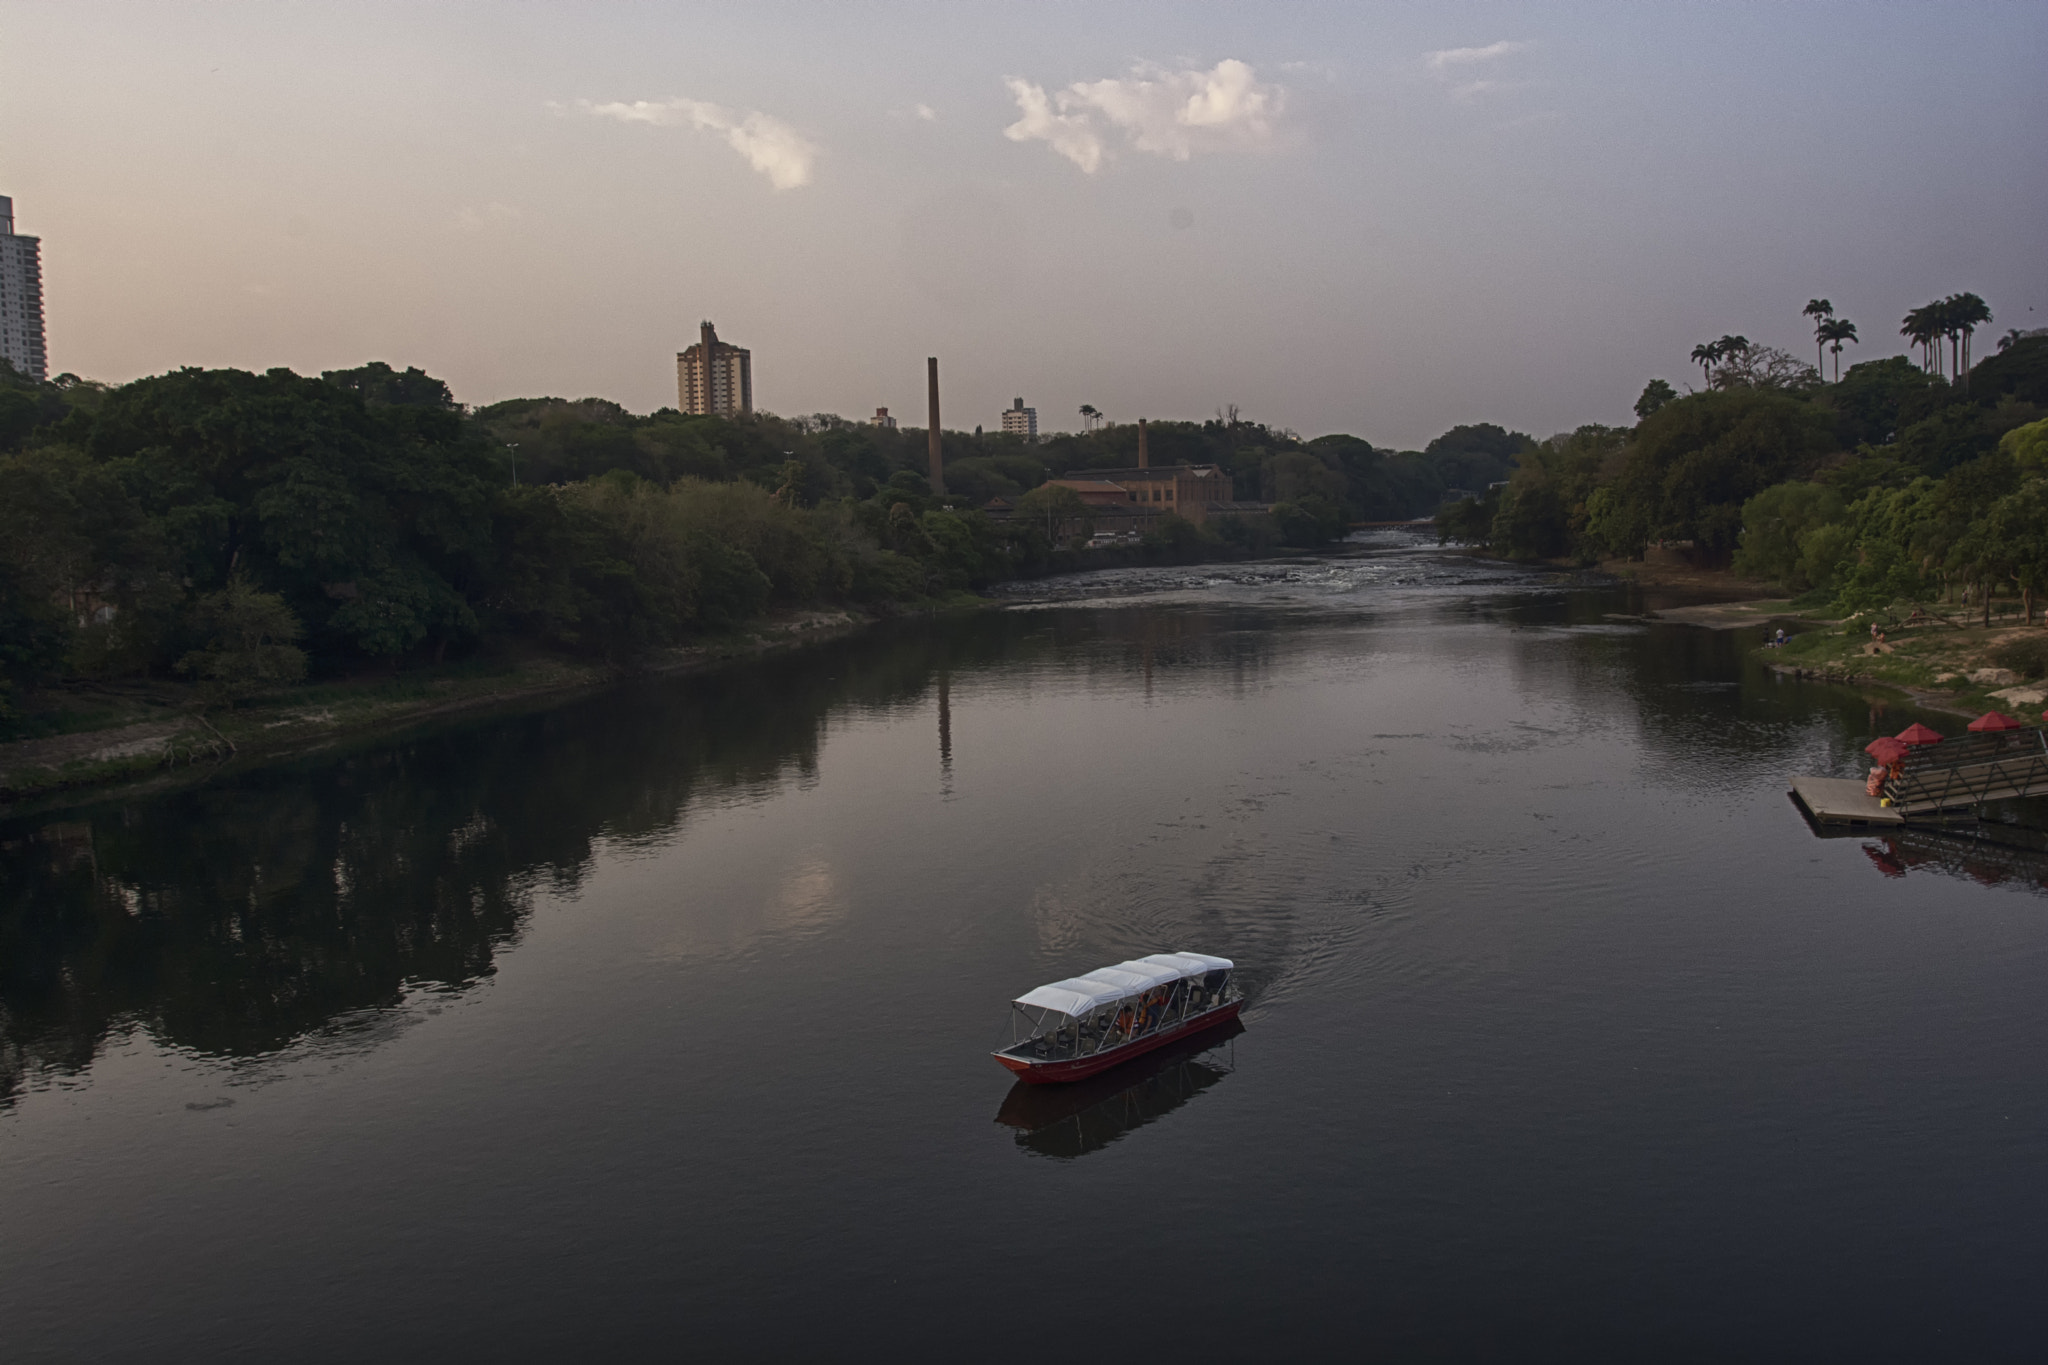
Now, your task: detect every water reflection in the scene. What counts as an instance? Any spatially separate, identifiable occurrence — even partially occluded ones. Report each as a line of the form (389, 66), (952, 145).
(0, 609), (1302, 1108)
(1860, 824), (2048, 891)
(7, 543), (2041, 1112)
(994, 1018), (1245, 1160)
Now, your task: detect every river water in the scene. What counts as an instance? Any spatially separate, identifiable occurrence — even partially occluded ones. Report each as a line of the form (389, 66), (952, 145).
(4, 536), (2045, 1361)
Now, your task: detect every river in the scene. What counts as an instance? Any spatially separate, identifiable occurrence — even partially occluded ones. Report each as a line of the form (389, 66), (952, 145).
(3, 535), (2044, 1360)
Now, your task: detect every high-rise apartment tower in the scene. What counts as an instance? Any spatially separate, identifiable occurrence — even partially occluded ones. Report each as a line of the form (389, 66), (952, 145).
(676, 321), (752, 417)
(0, 196), (47, 381)
(1001, 397), (1037, 441)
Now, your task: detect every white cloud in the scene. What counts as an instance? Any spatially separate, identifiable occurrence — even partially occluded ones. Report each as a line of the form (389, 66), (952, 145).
(1004, 58), (1285, 174)
(1425, 40), (1526, 72)
(558, 97), (818, 190)
(1002, 78), (1107, 172)
(914, 103), (937, 122)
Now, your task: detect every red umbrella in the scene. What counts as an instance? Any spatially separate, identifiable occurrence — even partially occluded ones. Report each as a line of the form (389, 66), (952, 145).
(1895, 722), (1943, 745)
(1967, 711), (2023, 732)
(1864, 737), (1910, 764)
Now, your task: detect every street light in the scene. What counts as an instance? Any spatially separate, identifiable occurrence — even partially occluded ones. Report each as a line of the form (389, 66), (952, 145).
(506, 442), (519, 487)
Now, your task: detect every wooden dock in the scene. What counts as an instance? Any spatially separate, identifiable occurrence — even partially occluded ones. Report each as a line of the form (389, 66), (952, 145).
(1793, 730), (2048, 828)
(1790, 776), (1905, 826)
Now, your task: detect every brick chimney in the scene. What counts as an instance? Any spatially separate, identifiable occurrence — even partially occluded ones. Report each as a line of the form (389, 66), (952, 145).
(926, 357), (944, 496)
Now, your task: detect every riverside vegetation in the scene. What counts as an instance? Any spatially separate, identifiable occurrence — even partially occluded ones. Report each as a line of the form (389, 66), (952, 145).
(1435, 301), (2048, 711)
(0, 357), (1528, 773)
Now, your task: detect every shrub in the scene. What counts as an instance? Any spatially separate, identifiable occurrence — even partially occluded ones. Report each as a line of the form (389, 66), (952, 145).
(1989, 635), (2048, 680)
(175, 577), (309, 703)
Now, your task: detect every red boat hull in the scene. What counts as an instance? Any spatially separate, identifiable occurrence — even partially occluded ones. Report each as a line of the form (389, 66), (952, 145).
(994, 1001), (1244, 1084)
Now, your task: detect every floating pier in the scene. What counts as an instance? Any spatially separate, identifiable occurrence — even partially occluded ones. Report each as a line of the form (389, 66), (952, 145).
(1792, 728), (2048, 827)
(1790, 775), (1905, 826)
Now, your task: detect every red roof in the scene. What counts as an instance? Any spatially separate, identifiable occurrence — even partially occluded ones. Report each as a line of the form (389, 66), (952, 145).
(1894, 722), (1943, 745)
(1967, 711), (2024, 732)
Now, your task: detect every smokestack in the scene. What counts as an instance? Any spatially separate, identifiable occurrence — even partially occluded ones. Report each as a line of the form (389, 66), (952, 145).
(1137, 417), (1149, 469)
(927, 357), (945, 496)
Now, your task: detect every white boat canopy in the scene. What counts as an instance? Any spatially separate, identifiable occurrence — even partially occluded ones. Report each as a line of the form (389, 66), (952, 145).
(1138, 952), (1234, 978)
(1013, 953), (1235, 1018)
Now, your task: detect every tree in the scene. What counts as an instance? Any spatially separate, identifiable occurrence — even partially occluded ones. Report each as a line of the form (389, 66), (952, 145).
(1614, 388), (1837, 558)
(175, 576), (309, 703)
(1900, 304), (1939, 376)
(1015, 482), (1090, 546)
(2001, 418), (2048, 473)
(1634, 379), (1677, 421)
(1732, 481), (1843, 589)
(1710, 344), (1819, 392)
(1817, 318), (1859, 382)
(1691, 342), (1720, 385)
(1078, 404), (1101, 432)
(1803, 298), (1835, 374)
(1982, 479), (2048, 625)
(1949, 292), (1992, 390)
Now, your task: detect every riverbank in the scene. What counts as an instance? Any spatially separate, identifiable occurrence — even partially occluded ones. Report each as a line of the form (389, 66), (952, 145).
(0, 606), (886, 808)
(1763, 611), (2048, 723)
(1576, 555), (2048, 725)
(0, 535), (1363, 808)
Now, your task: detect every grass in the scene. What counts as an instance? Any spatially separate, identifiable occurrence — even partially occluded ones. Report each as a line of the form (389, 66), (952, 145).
(1765, 604), (2048, 716)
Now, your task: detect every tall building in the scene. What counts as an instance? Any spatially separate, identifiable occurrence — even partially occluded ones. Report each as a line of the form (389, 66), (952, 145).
(0, 196), (47, 381)
(676, 320), (752, 416)
(870, 407), (898, 429)
(1001, 396), (1037, 441)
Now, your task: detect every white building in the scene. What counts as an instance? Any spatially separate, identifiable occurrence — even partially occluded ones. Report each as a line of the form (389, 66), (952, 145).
(1001, 396), (1037, 441)
(676, 320), (752, 416)
(0, 196), (47, 381)
(870, 406), (898, 429)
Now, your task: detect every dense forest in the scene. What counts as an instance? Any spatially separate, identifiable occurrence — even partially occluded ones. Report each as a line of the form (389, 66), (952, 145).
(0, 357), (1514, 723)
(1439, 306), (2048, 622)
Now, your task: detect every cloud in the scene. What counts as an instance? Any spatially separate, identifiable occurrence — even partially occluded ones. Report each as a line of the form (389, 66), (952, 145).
(557, 97), (818, 190)
(1003, 79), (1107, 172)
(914, 103), (937, 122)
(1004, 58), (1285, 174)
(1425, 40), (1526, 72)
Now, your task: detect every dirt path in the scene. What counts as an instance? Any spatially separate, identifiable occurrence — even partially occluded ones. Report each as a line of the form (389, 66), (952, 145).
(0, 720), (200, 794)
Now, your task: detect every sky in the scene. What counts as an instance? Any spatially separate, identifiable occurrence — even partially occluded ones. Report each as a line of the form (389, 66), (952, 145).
(2, 1), (2044, 448)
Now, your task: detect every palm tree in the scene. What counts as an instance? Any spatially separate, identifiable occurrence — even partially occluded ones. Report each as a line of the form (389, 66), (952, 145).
(1817, 318), (1858, 381)
(1803, 299), (1834, 373)
(1901, 304), (1938, 375)
(1078, 403), (1101, 431)
(1690, 342), (1719, 384)
(1949, 292), (1992, 389)
(1710, 335), (1752, 386)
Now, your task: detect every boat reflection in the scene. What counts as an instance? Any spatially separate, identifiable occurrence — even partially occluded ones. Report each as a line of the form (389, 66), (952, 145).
(994, 1017), (1245, 1160)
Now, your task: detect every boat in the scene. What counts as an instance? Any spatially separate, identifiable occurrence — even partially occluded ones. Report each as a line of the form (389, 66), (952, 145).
(992, 952), (1242, 1084)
